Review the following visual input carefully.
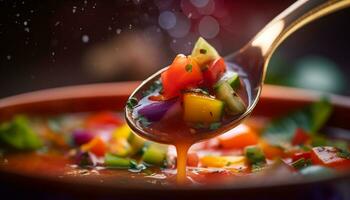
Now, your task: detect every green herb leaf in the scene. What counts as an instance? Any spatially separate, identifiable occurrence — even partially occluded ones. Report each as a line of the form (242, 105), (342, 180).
(263, 98), (332, 146)
(201, 65), (209, 72)
(142, 80), (163, 97)
(328, 140), (348, 151)
(0, 116), (42, 150)
(137, 116), (151, 127)
(194, 123), (206, 129)
(185, 64), (193, 72)
(199, 49), (207, 54)
(126, 97), (138, 109)
(291, 158), (312, 170)
(184, 88), (209, 96)
(337, 149), (350, 159)
(209, 122), (221, 130)
(78, 152), (92, 166)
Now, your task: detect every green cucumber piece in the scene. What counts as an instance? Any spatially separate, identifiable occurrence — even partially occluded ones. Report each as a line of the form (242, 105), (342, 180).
(215, 82), (245, 115)
(105, 153), (133, 168)
(226, 73), (240, 89)
(142, 143), (167, 166)
(214, 72), (240, 90)
(191, 37), (220, 67)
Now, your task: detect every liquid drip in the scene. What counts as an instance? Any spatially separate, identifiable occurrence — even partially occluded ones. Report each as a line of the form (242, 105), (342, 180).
(175, 143), (190, 184)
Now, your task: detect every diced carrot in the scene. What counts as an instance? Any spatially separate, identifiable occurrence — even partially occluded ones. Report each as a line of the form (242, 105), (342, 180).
(291, 128), (310, 146)
(218, 125), (258, 149)
(310, 146), (350, 169)
(81, 137), (106, 157)
(85, 112), (123, 128)
(259, 139), (285, 159)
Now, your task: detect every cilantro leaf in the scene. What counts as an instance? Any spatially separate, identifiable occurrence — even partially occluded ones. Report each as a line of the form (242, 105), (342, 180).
(199, 49), (207, 54)
(126, 97), (138, 109)
(185, 64), (193, 72)
(337, 149), (350, 159)
(141, 80), (163, 97)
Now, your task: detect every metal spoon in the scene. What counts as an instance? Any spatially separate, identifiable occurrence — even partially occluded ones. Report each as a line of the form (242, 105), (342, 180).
(126, 0), (350, 144)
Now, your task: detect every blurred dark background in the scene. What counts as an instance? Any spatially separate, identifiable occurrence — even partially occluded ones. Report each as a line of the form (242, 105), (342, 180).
(0, 0), (349, 98)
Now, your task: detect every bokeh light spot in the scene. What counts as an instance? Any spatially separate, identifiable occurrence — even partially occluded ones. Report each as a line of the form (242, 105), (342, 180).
(197, 0), (215, 15)
(158, 11), (176, 30)
(198, 16), (219, 39)
(190, 0), (209, 8)
(292, 56), (346, 93)
(168, 13), (191, 38)
(82, 35), (90, 43)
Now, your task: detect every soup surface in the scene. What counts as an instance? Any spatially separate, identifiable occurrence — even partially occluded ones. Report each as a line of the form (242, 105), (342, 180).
(1, 100), (350, 187)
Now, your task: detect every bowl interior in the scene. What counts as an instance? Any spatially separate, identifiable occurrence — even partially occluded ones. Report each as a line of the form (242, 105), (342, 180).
(1, 82), (350, 197)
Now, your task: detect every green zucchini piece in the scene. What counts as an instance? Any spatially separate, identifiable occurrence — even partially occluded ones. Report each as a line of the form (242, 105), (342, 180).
(244, 146), (266, 172)
(191, 37), (220, 67)
(142, 143), (167, 166)
(215, 82), (245, 115)
(105, 153), (133, 168)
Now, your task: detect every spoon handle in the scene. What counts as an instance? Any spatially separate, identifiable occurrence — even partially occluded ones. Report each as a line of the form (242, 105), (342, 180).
(229, 0), (350, 86)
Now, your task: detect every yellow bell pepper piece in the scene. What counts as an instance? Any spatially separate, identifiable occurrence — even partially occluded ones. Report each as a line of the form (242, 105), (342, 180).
(112, 124), (132, 140)
(183, 93), (224, 123)
(108, 139), (131, 157)
(128, 134), (146, 156)
(111, 123), (146, 156)
(200, 155), (245, 168)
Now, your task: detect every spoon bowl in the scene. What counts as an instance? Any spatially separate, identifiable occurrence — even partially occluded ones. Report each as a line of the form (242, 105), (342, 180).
(126, 0), (350, 145)
(125, 62), (254, 145)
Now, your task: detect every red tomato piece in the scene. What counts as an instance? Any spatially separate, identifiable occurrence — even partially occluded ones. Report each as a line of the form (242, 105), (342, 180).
(291, 128), (310, 146)
(85, 112), (123, 128)
(203, 57), (227, 86)
(161, 54), (203, 99)
(187, 152), (199, 167)
(292, 151), (311, 162)
(311, 146), (350, 169)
